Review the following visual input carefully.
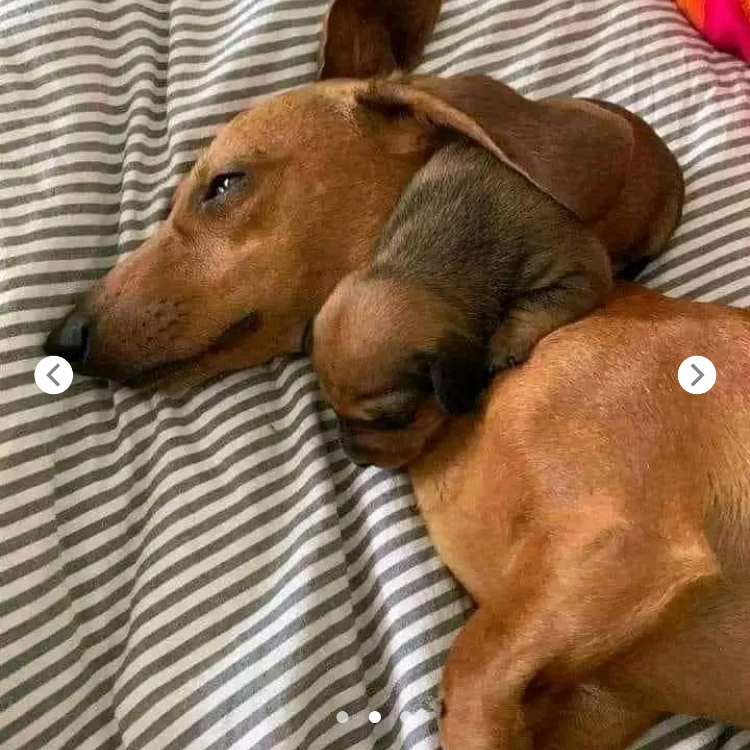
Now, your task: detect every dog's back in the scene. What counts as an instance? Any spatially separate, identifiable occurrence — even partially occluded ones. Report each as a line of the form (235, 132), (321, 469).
(482, 283), (750, 574)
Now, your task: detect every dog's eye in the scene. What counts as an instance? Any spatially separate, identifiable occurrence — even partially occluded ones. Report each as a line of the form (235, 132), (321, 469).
(203, 172), (245, 203)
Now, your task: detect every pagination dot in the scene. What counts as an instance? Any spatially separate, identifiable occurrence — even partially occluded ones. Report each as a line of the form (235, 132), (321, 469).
(336, 711), (349, 724)
(369, 711), (381, 724)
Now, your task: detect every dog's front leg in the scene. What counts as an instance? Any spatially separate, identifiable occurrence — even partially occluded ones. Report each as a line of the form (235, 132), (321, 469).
(488, 270), (610, 372)
(439, 607), (533, 750)
(439, 499), (716, 750)
(440, 633), (658, 750)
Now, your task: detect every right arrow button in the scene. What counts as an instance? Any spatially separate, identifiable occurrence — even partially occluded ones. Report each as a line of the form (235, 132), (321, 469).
(679, 356), (716, 394)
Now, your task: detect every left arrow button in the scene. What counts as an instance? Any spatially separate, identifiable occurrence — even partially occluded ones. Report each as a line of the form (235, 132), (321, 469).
(35, 356), (73, 394)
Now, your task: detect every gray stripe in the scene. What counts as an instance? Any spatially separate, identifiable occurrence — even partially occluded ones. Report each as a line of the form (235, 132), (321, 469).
(0, 547), (60, 601)
(0, 8), (321, 63)
(129, 595), (354, 750)
(715, 284), (750, 307)
(648, 229), (750, 290)
(640, 720), (725, 750)
(0, 181), (173, 214)
(0, 158), (191, 193)
(680, 152), (750, 204)
(119, 538), (448, 729)
(426, 6), (684, 84)
(59, 717), (121, 750)
(0, 134), (206, 166)
(0, 643), (123, 749)
(2, 0), (320, 55)
(2, 396), (333, 573)
(1, 449), (350, 689)
(0, 250), (125, 272)
(233, 616), (460, 750)
(0, 0), (237, 25)
(0, 294), (97, 320)
(4, 474), (351, 732)
(0, 35), (318, 123)
(0, 595), (71, 666)
(117, 547), (354, 724)
(0, 68), (316, 162)
(656, 248), (750, 299)
(0, 361), (308, 477)
(3, 369), (321, 514)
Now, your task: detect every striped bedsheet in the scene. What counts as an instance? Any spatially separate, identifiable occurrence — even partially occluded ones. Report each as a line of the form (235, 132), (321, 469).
(1, 1), (749, 749)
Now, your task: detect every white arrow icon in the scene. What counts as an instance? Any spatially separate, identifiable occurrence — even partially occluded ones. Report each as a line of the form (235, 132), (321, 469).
(35, 356), (74, 394)
(678, 356), (716, 394)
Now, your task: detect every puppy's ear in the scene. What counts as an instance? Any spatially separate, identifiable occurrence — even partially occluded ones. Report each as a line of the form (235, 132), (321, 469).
(319, 0), (441, 80)
(355, 78), (632, 227)
(352, 78), (684, 269)
(428, 335), (490, 415)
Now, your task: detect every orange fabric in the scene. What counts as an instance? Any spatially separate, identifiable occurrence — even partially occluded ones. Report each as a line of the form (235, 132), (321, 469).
(677, 0), (707, 27)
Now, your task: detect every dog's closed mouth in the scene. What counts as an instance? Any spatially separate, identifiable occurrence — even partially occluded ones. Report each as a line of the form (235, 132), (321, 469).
(209, 312), (261, 351)
(123, 311), (262, 388)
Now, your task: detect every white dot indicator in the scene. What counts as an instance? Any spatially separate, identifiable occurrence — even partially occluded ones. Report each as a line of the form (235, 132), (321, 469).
(678, 356), (716, 394)
(336, 711), (348, 724)
(35, 356), (74, 395)
(369, 711), (381, 724)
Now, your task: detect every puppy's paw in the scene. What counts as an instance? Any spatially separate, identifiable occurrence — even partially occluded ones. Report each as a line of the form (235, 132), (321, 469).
(488, 336), (533, 374)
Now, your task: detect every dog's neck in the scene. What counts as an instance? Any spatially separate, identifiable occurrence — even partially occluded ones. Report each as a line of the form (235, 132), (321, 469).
(408, 412), (479, 513)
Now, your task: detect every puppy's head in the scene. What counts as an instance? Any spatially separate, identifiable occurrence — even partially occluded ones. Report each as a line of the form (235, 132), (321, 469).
(310, 272), (489, 468)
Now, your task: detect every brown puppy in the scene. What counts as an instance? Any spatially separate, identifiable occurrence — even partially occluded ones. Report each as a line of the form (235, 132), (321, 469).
(44, 0), (683, 389)
(405, 284), (750, 750)
(310, 140), (612, 466)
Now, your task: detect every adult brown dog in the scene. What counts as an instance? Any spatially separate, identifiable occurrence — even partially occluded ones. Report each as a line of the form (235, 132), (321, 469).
(406, 284), (749, 750)
(45, 0), (682, 391)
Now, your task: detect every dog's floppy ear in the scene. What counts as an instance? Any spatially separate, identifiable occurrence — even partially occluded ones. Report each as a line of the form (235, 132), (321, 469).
(319, 0), (442, 80)
(427, 334), (489, 416)
(355, 76), (633, 226)
(353, 76), (685, 266)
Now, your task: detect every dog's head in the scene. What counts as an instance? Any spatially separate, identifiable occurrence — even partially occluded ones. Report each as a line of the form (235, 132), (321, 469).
(310, 272), (489, 467)
(45, 0), (678, 389)
(44, 81), (438, 387)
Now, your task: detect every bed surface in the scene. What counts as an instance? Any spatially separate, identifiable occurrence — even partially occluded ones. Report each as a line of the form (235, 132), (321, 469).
(2, 1), (749, 749)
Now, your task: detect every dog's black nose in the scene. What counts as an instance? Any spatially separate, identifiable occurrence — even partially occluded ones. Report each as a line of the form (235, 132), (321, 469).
(45, 311), (90, 363)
